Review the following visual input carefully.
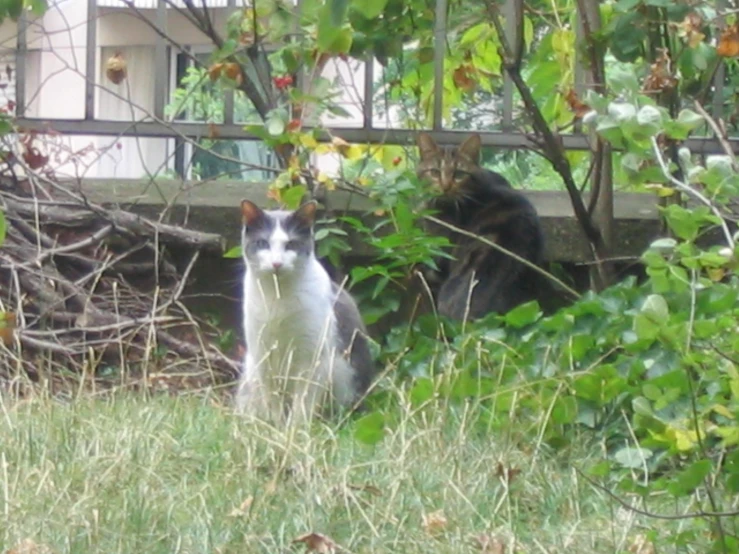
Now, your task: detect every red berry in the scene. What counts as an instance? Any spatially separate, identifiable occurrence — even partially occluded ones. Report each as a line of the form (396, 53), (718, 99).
(392, 156), (402, 166)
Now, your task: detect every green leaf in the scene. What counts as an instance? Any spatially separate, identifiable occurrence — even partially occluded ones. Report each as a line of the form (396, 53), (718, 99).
(551, 396), (578, 425)
(352, 0), (388, 19)
(267, 117), (285, 136)
(409, 377), (434, 406)
(329, 0), (350, 26)
(636, 105), (662, 127)
(634, 314), (660, 341)
(503, 301), (542, 328)
(614, 446), (653, 469)
(353, 412), (385, 445)
(649, 237), (677, 253)
(676, 109), (704, 131)
(661, 204), (701, 241)
(640, 294), (669, 323)
(223, 245), (242, 259)
(632, 396), (654, 416)
(667, 459), (712, 497)
(317, 8), (354, 54)
(0, 209), (5, 247)
(281, 185), (307, 210)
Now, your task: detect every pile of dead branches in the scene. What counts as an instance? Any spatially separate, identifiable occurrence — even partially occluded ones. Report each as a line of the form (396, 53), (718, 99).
(0, 158), (240, 395)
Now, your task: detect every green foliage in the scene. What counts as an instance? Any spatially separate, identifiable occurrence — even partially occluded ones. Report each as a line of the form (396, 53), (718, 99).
(170, 4), (739, 549)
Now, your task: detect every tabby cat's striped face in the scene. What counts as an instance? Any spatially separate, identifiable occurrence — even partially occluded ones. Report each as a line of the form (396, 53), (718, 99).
(416, 133), (482, 196)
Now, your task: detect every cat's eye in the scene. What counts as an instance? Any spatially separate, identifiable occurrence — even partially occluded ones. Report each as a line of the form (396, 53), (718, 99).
(253, 239), (270, 249)
(427, 169), (442, 177)
(286, 240), (300, 250)
(453, 169), (469, 180)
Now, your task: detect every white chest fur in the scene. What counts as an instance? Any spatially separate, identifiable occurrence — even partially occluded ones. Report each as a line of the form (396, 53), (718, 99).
(236, 258), (356, 423)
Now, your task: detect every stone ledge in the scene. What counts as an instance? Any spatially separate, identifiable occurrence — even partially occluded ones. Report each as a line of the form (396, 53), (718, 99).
(75, 178), (662, 263)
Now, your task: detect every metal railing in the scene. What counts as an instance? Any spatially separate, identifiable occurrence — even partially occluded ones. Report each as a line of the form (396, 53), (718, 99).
(11, 0), (739, 155)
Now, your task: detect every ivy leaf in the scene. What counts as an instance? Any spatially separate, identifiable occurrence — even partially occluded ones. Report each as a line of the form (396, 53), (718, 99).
(676, 108), (704, 129)
(636, 105), (662, 127)
(503, 301), (542, 328)
(354, 412), (385, 445)
(409, 377), (435, 406)
(640, 294), (669, 323)
(223, 245), (242, 259)
(352, 0), (388, 20)
(329, 0), (351, 26)
(614, 446), (653, 469)
(281, 185), (307, 210)
(667, 459), (712, 497)
(661, 204), (701, 241)
(317, 8), (354, 54)
(267, 115), (286, 136)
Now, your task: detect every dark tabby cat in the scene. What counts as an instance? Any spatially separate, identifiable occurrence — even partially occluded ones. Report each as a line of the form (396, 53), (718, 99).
(416, 132), (545, 320)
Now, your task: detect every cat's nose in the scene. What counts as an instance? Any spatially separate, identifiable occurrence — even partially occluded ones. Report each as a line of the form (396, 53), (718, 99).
(272, 261), (283, 270)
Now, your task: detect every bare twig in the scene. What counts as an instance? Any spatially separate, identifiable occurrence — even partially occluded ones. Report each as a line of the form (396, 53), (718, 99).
(578, 469), (739, 521)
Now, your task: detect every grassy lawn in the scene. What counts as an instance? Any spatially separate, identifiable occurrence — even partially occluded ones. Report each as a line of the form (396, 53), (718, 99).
(0, 386), (678, 554)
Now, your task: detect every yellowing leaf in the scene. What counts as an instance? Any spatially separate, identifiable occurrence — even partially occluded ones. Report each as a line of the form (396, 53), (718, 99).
(299, 133), (318, 149)
(707, 267), (726, 282)
(673, 427), (699, 451)
(711, 404), (735, 420)
(314, 144), (335, 155)
(343, 144), (365, 160)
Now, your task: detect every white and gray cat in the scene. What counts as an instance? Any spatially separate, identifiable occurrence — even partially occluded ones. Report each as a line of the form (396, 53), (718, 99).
(235, 199), (375, 424)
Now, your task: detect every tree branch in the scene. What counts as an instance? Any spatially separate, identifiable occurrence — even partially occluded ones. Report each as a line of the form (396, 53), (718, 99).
(484, 0), (611, 286)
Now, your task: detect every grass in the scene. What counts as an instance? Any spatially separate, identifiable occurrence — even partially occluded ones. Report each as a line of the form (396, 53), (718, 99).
(0, 383), (680, 554)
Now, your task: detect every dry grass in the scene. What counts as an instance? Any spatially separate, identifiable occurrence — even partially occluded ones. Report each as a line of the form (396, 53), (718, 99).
(0, 381), (681, 554)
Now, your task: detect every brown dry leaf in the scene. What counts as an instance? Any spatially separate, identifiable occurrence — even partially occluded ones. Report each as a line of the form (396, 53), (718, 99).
(105, 52), (127, 84)
(208, 63), (224, 82)
(208, 123), (220, 139)
(228, 495), (254, 517)
(677, 13), (705, 48)
(266, 187), (282, 204)
(6, 539), (55, 554)
(495, 462), (521, 485)
(223, 62), (243, 86)
(643, 48), (678, 93)
(564, 88), (591, 119)
(628, 534), (656, 554)
(717, 23), (739, 58)
(0, 311), (16, 346)
(473, 533), (506, 554)
(292, 532), (339, 553)
(452, 64), (477, 93)
(422, 509), (448, 536)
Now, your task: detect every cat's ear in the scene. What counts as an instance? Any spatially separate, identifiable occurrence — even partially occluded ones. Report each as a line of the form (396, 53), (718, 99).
(241, 200), (264, 227)
(417, 132), (440, 161)
(292, 200), (317, 229)
(457, 133), (482, 163)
